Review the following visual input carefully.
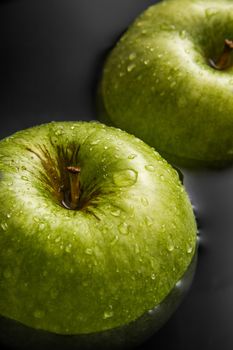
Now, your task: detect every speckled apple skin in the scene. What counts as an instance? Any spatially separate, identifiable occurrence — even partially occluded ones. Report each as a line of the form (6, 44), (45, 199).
(99, 0), (233, 166)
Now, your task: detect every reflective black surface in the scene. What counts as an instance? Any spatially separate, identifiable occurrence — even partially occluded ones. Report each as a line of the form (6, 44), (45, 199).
(1, 1), (233, 349)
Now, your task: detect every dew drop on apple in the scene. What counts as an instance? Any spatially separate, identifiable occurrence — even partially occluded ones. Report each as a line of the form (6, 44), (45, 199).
(111, 209), (121, 217)
(135, 243), (140, 254)
(176, 279), (182, 289)
(1, 222), (8, 231)
(65, 244), (72, 253)
(110, 235), (119, 246)
(145, 165), (155, 172)
(90, 139), (100, 146)
(118, 222), (129, 235)
(151, 273), (156, 280)
(103, 310), (114, 319)
(187, 245), (193, 254)
(167, 242), (174, 252)
(128, 154), (137, 159)
(129, 52), (136, 61)
(141, 197), (149, 206)
(127, 63), (136, 72)
(145, 216), (152, 227)
(85, 248), (93, 255)
(113, 169), (138, 187)
(39, 223), (45, 231)
(179, 30), (186, 39)
(170, 81), (176, 88)
(34, 310), (45, 319)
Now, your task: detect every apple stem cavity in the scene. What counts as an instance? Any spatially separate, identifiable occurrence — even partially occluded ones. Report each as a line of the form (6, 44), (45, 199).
(66, 166), (81, 210)
(209, 39), (233, 70)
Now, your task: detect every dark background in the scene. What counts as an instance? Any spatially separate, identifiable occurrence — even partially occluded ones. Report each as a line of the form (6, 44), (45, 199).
(1, 1), (233, 349)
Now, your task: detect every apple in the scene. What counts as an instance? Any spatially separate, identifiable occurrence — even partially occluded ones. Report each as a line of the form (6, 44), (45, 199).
(98, 0), (233, 167)
(0, 121), (196, 349)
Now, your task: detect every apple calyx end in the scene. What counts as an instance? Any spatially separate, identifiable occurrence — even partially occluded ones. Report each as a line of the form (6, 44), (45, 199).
(209, 39), (233, 71)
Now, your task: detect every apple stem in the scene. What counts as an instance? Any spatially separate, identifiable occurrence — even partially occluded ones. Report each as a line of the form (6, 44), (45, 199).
(66, 166), (81, 210)
(209, 39), (233, 70)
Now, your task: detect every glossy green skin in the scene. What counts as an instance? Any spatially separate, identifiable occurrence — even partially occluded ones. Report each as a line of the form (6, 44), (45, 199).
(0, 121), (196, 335)
(100, 0), (233, 166)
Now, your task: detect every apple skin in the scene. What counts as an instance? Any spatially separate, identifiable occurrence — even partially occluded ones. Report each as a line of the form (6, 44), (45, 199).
(0, 122), (196, 341)
(99, 0), (233, 167)
(0, 251), (197, 350)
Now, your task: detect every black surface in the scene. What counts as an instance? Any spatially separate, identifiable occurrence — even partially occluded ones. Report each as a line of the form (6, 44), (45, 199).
(1, 1), (233, 349)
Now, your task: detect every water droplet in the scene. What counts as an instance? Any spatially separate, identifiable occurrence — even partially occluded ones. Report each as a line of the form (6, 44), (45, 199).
(85, 248), (93, 255)
(103, 310), (114, 319)
(39, 223), (45, 231)
(110, 235), (119, 246)
(176, 280), (182, 288)
(187, 245), (193, 254)
(127, 63), (136, 72)
(128, 154), (137, 159)
(145, 216), (152, 227)
(129, 52), (136, 60)
(160, 23), (175, 31)
(141, 197), (149, 206)
(179, 30), (186, 39)
(151, 273), (156, 280)
(21, 176), (28, 181)
(6, 213), (11, 218)
(104, 146), (108, 150)
(65, 244), (72, 253)
(34, 310), (45, 319)
(145, 165), (155, 172)
(118, 222), (129, 235)
(167, 243), (174, 252)
(1, 222), (8, 231)
(135, 244), (140, 254)
(21, 166), (27, 170)
(113, 169), (138, 187)
(111, 209), (121, 217)
(90, 139), (100, 145)
(144, 59), (149, 65)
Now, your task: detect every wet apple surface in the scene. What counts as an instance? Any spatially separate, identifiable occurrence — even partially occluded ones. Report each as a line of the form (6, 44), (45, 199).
(0, 121), (196, 345)
(1, 1), (233, 350)
(99, 0), (233, 167)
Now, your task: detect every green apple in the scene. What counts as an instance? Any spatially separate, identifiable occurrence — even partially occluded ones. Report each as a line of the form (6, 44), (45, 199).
(0, 121), (196, 347)
(99, 0), (233, 167)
